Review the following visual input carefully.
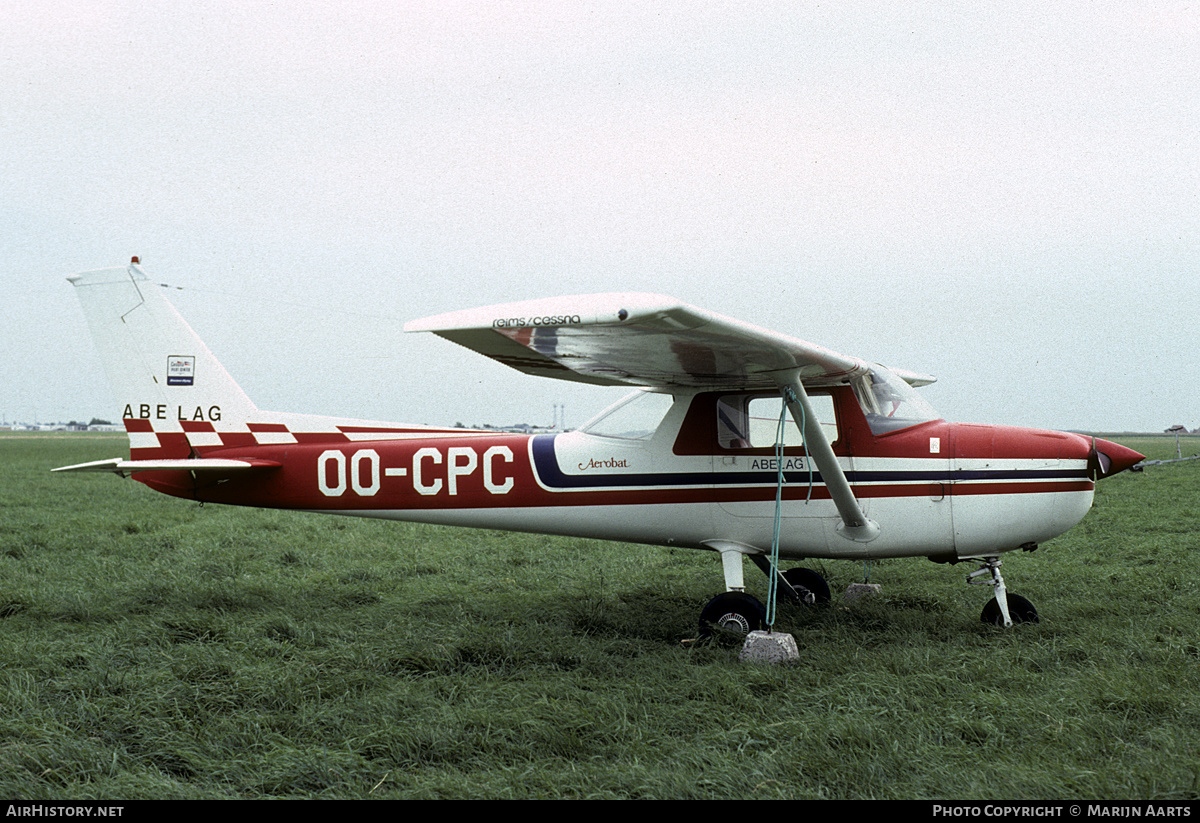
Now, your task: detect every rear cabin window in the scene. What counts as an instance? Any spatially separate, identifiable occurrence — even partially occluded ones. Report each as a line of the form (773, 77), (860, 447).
(579, 390), (675, 440)
(716, 393), (838, 450)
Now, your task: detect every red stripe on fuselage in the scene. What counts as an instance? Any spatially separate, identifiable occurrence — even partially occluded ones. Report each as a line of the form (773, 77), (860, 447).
(134, 428), (1094, 512)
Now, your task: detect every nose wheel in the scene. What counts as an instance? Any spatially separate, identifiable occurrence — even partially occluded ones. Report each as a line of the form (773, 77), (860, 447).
(981, 593), (1039, 626)
(967, 557), (1039, 626)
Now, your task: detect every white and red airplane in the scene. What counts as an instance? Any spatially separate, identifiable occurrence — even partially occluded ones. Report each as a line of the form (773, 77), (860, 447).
(56, 260), (1143, 633)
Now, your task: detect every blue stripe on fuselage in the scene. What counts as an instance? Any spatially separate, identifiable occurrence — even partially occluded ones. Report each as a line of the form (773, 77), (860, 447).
(529, 435), (1088, 490)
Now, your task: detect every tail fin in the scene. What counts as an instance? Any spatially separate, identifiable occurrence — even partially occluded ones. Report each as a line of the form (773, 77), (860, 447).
(70, 261), (257, 459)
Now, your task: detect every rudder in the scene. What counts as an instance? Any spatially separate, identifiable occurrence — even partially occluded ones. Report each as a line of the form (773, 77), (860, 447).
(70, 261), (257, 459)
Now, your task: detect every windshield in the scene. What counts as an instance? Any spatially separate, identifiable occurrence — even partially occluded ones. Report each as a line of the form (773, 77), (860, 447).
(852, 366), (940, 435)
(578, 390), (675, 440)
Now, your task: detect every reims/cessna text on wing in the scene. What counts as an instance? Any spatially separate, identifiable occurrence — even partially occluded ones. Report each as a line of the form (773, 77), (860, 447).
(57, 260), (1144, 634)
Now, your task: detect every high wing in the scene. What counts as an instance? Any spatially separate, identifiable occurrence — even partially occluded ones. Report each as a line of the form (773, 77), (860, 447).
(407, 292), (938, 544)
(405, 293), (929, 390)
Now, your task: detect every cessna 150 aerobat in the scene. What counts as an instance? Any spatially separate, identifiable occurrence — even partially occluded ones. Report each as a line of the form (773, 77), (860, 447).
(57, 261), (1143, 633)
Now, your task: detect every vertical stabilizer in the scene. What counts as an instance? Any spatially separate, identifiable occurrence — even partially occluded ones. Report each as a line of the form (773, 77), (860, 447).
(70, 261), (257, 458)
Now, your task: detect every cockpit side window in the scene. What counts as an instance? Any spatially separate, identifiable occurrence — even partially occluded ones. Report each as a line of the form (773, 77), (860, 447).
(717, 392), (838, 450)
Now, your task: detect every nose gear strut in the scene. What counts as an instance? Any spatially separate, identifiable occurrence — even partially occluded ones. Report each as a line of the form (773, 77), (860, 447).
(966, 556), (1039, 627)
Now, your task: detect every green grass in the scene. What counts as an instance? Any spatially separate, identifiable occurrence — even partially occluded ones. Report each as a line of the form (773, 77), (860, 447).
(1, 433), (1198, 799)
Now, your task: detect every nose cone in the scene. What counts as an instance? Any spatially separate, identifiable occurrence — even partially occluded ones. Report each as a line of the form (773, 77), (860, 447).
(1090, 438), (1144, 478)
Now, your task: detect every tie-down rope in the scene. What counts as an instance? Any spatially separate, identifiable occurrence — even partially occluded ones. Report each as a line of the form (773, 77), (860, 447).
(765, 386), (813, 630)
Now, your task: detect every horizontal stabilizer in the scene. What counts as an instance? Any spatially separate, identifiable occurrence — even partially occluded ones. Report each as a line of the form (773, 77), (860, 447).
(52, 457), (281, 476)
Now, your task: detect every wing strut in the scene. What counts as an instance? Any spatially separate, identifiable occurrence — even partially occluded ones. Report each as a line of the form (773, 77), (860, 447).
(774, 369), (880, 543)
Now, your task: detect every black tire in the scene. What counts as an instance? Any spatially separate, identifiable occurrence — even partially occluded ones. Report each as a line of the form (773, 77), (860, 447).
(981, 593), (1039, 626)
(698, 592), (766, 639)
(782, 567), (831, 606)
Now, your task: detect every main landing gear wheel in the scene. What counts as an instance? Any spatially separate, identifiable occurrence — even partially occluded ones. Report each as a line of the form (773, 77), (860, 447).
(981, 594), (1039, 626)
(699, 592), (766, 640)
(783, 567), (831, 607)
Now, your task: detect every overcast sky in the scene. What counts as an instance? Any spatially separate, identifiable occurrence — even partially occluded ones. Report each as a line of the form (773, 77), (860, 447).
(3, 1), (1196, 432)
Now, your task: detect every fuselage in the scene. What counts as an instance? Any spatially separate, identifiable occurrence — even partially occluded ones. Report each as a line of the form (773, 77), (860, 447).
(128, 385), (1141, 562)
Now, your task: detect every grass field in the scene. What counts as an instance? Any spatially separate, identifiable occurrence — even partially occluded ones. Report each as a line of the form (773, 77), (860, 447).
(1, 432), (1198, 799)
